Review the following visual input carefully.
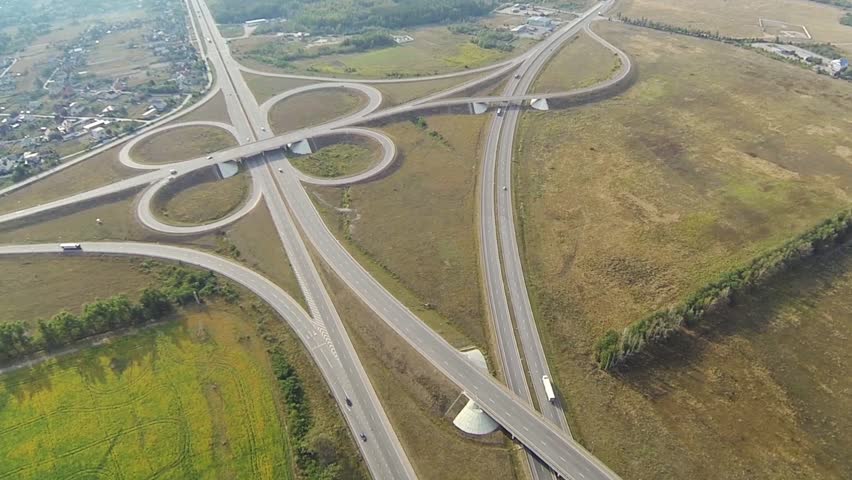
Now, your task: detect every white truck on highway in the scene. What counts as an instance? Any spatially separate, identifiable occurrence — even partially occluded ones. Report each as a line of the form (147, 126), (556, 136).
(542, 375), (556, 403)
(60, 243), (82, 251)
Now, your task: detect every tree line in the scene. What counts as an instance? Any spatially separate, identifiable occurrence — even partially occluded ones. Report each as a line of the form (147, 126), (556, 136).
(0, 264), (237, 363)
(248, 30), (397, 69)
(596, 208), (852, 370)
(616, 14), (760, 45)
(212, 0), (498, 35)
(269, 349), (343, 479)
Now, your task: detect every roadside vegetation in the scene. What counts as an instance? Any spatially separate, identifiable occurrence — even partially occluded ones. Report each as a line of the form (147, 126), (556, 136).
(268, 88), (366, 134)
(130, 125), (237, 164)
(308, 115), (489, 348)
(0, 257), (364, 479)
(514, 21), (852, 478)
(290, 142), (379, 178)
(152, 167), (250, 226)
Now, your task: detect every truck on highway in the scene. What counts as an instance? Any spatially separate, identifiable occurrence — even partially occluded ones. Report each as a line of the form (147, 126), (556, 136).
(60, 243), (82, 251)
(542, 375), (556, 403)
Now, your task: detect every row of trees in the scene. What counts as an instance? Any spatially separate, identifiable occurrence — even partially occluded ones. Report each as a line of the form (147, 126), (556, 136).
(0, 265), (237, 363)
(249, 30), (397, 68)
(270, 349), (342, 479)
(616, 14), (760, 45)
(213, 0), (499, 35)
(596, 208), (852, 370)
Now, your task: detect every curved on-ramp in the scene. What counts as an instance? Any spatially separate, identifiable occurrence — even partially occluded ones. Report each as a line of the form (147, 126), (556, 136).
(135, 158), (264, 235)
(259, 82), (383, 123)
(290, 127), (397, 187)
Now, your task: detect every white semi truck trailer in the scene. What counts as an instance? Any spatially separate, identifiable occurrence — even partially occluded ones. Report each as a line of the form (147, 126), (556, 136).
(542, 375), (556, 403)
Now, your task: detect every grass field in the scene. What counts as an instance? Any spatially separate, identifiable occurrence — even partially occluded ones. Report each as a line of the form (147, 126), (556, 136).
(130, 125), (237, 164)
(243, 72), (317, 104)
(315, 257), (520, 480)
(513, 21), (852, 479)
(0, 144), (141, 215)
(268, 88), (366, 134)
(0, 256), (364, 479)
(153, 167), (250, 225)
(0, 257), (152, 324)
(290, 141), (379, 178)
(617, 0), (852, 54)
(531, 31), (621, 93)
(308, 115), (488, 348)
(218, 23), (245, 38)
(174, 91), (233, 125)
(0, 306), (290, 479)
(87, 26), (165, 86)
(375, 71), (487, 107)
(233, 25), (533, 79)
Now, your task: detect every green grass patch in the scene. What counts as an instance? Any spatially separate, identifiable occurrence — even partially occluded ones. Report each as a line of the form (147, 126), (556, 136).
(290, 143), (377, 178)
(0, 309), (292, 479)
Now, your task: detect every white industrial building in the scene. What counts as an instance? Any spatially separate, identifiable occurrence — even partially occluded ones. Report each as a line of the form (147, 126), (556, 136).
(830, 58), (848, 75)
(527, 16), (553, 28)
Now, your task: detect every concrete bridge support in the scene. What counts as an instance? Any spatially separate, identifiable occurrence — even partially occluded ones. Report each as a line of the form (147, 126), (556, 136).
(530, 98), (550, 111)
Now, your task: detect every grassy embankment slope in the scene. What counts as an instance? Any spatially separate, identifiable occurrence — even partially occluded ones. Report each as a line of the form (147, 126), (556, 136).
(515, 21), (852, 479)
(0, 257), (365, 479)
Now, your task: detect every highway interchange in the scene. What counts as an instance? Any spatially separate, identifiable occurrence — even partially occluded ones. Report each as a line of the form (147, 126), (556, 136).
(0, 0), (635, 478)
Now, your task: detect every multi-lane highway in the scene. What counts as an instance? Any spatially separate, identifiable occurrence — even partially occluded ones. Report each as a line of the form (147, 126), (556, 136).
(478, 3), (618, 478)
(0, 0), (637, 477)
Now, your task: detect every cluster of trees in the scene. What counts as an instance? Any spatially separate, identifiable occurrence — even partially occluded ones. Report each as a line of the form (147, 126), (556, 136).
(596, 208), (852, 370)
(0, 265), (237, 363)
(213, 0), (499, 35)
(449, 23), (515, 51)
(843, 13), (852, 27)
(270, 349), (343, 479)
